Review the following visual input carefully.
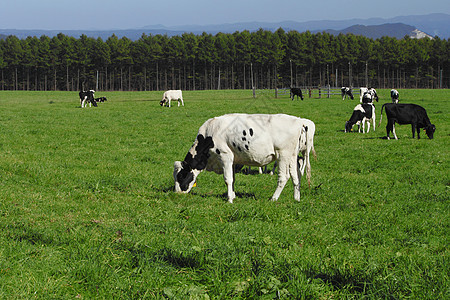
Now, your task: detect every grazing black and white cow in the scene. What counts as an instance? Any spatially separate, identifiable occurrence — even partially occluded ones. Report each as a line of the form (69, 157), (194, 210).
(341, 87), (354, 100)
(290, 88), (304, 100)
(95, 96), (107, 103)
(360, 87), (378, 103)
(379, 103), (436, 140)
(173, 113), (316, 203)
(390, 89), (399, 103)
(79, 90), (97, 108)
(160, 90), (184, 107)
(345, 103), (376, 133)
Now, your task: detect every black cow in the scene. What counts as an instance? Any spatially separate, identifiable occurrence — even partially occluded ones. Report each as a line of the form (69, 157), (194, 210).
(345, 103), (375, 133)
(79, 90), (97, 108)
(380, 103), (435, 139)
(341, 87), (354, 100)
(290, 88), (304, 100)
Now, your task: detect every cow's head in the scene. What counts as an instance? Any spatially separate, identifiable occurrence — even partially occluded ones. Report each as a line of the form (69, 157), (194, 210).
(174, 134), (214, 193)
(348, 91), (354, 100)
(344, 121), (352, 133)
(424, 124), (436, 139)
(160, 99), (167, 106)
(174, 161), (201, 193)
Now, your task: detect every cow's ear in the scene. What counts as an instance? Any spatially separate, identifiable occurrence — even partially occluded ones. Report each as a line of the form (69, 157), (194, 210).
(304, 126), (308, 132)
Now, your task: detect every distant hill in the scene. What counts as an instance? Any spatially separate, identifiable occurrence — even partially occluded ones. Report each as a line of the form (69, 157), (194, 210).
(323, 23), (433, 39)
(0, 13), (447, 40)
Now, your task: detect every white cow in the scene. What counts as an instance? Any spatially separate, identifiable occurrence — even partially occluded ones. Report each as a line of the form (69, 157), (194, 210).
(160, 90), (184, 107)
(173, 113), (316, 203)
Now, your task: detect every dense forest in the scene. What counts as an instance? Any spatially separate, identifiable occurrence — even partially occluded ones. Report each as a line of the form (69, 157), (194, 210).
(0, 28), (448, 91)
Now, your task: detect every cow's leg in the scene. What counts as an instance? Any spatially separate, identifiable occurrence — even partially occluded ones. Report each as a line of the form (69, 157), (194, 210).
(386, 119), (393, 139)
(271, 159), (289, 201)
(392, 124), (398, 140)
(223, 159), (235, 203)
(417, 126), (421, 139)
(168, 99), (171, 108)
(289, 156), (301, 201)
(180, 97), (184, 106)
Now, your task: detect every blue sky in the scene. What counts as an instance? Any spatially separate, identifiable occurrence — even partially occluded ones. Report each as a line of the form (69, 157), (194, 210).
(1, 0), (449, 30)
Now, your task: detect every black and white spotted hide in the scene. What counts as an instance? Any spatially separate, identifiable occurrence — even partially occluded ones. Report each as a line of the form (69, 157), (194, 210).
(79, 90), (97, 108)
(174, 113), (315, 203)
(390, 89), (399, 103)
(341, 87), (354, 100)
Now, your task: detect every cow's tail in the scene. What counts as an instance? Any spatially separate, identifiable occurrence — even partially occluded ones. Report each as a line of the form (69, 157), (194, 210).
(379, 103), (387, 127)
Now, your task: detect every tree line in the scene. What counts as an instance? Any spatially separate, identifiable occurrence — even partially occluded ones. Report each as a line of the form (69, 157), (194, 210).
(0, 28), (448, 92)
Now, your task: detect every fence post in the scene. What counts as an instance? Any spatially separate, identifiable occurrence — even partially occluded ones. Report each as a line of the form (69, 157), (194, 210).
(318, 87), (321, 99)
(327, 85), (330, 98)
(275, 88), (278, 98)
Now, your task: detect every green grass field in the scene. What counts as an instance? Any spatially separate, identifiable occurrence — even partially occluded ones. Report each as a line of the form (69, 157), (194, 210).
(0, 89), (448, 299)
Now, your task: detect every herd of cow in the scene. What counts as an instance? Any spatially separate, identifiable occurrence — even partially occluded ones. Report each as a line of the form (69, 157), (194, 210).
(78, 86), (435, 203)
(340, 87), (435, 140)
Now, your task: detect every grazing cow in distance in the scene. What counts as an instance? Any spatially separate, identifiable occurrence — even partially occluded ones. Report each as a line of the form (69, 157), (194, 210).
(390, 89), (399, 103)
(360, 87), (378, 103)
(290, 88), (304, 100)
(160, 90), (184, 107)
(359, 87), (368, 102)
(173, 113), (315, 203)
(341, 87), (354, 100)
(79, 90), (97, 108)
(345, 103), (376, 133)
(379, 103), (435, 140)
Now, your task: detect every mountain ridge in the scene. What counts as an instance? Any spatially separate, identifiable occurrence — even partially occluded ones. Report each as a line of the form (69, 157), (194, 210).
(0, 13), (448, 40)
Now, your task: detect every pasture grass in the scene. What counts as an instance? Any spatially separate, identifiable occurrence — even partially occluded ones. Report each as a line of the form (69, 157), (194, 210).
(0, 89), (448, 299)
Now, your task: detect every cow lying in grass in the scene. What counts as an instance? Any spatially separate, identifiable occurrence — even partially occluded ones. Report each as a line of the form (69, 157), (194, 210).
(173, 113), (316, 203)
(95, 97), (107, 103)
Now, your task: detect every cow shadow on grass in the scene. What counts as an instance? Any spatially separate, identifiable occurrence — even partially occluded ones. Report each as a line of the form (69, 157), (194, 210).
(363, 136), (390, 140)
(154, 179), (258, 201)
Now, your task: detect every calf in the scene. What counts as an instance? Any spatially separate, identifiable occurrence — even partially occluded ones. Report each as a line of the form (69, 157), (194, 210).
(345, 103), (376, 133)
(160, 90), (184, 107)
(341, 87), (354, 100)
(79, 90), (97, 108)
(380, 103), (435, 140)
(290, 88), (304, 100)
(390, 89), (399, 103)
(173, 113), (315, 203)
